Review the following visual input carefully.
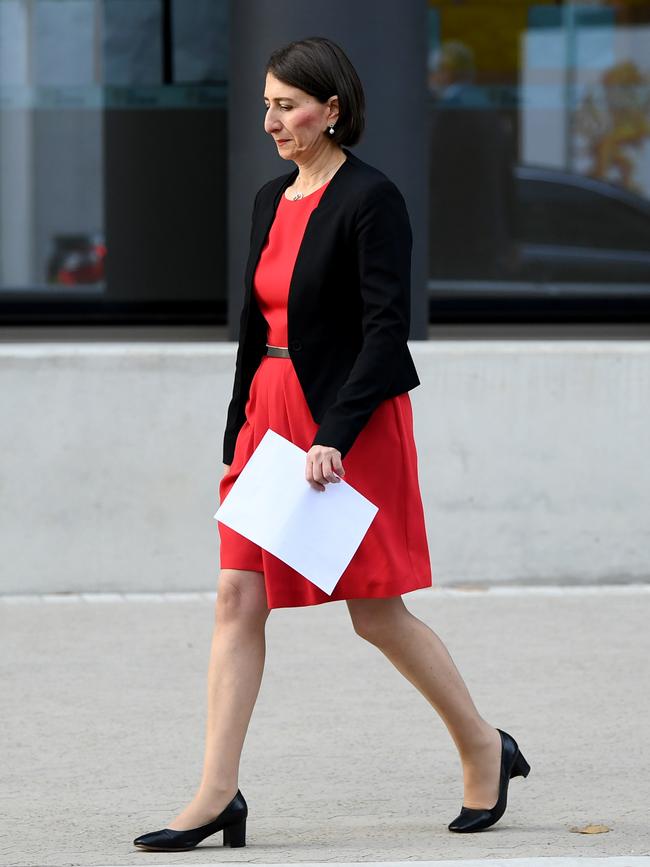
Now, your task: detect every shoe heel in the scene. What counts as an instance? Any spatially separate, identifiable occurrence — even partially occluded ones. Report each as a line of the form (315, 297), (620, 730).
(510, 750), (531, 778)
(223, 817), (246, 848)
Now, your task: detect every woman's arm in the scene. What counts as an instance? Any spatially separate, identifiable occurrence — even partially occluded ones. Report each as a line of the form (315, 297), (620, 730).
(308, 177), (412, 459)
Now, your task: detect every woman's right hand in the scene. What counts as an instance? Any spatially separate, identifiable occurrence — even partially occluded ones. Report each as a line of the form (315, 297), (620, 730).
(223, 464), (231, 476)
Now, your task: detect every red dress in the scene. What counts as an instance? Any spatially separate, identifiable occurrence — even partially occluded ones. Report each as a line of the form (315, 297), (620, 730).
(218, 179), (433, 609)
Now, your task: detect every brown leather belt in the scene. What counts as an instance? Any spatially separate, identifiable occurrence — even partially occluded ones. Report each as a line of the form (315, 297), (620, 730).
(266, 344), (291, 358)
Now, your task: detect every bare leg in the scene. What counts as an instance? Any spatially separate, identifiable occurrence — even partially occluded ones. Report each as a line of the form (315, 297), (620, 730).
(167, 569), (270, 830)
(347, 596), (502, 809)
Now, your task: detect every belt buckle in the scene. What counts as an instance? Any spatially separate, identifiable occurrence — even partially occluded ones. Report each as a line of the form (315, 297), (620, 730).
(266, 344), (290, 358)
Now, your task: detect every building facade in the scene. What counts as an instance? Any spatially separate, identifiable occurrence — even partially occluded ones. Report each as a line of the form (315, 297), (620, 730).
(1, 0), (649, 334)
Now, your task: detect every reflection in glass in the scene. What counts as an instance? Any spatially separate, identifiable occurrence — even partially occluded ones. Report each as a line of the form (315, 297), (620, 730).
(1, 0), (104, 294)
(427, 1), (650, 294)
(0, 0), (228, 319)
(427, 39), (518, 281)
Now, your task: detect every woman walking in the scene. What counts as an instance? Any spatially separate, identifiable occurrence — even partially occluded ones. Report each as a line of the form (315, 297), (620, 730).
(133, 36), (530, 853)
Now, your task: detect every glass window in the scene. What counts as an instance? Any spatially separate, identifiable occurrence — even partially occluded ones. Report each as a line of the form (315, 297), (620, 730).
(427, 0), (650, 297)
(0, 0), (228, 323)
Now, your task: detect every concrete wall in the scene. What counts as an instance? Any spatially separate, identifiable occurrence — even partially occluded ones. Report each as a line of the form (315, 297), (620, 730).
(1, 341), (648, 594)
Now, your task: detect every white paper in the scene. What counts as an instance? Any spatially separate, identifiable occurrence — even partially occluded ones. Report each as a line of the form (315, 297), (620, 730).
(214, 428), (379, 595)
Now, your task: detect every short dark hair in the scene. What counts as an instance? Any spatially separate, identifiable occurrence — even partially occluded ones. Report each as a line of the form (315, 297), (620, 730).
(265, 36), (365, 147)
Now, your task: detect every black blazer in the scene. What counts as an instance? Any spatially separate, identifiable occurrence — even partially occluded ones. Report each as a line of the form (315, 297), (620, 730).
(223, 146), (421, 466)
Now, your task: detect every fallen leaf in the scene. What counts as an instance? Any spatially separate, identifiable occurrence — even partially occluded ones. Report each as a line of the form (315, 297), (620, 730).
(569, 824), (611, 834)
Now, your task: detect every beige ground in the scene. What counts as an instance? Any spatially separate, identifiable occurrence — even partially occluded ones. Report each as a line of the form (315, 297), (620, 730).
(2, 586), (649, 866)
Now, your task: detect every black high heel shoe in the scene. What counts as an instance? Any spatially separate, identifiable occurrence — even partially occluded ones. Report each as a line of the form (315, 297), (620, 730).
(133, 788), (247, 851)
(448, 728), (530, 833)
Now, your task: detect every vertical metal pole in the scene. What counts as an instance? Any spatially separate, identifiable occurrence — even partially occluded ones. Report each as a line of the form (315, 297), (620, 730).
(161, 0), (174, 84)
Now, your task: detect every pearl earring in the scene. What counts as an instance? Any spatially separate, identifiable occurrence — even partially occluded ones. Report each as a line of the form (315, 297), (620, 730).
(328, 125), (335, 135)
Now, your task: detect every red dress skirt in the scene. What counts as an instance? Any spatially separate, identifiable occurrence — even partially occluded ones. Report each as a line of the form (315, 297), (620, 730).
(218, 180), (433, 609)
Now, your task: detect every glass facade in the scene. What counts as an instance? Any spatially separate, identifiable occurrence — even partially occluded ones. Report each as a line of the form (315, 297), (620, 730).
(0, 0), (228, 323)
(427, 0), (650, 300)
(1, 1), (648, 324)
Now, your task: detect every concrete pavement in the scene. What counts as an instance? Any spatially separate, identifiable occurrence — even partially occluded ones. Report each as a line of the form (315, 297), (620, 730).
(2, 585), (649, 866)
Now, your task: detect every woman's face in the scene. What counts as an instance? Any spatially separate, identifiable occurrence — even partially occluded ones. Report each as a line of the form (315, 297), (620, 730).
(263, 71), (339, 161)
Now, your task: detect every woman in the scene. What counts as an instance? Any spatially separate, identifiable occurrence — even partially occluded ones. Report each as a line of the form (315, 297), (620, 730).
(133, 36), (530, 853)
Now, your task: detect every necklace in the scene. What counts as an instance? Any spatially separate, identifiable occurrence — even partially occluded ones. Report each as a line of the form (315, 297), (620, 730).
(288, 156), (346, 200)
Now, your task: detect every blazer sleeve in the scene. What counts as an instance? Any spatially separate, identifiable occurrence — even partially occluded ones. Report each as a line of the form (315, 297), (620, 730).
(308, 177), (412, 459)
(222, 188), (262, 465)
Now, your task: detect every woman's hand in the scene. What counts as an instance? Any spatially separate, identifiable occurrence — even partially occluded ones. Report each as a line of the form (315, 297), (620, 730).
(306, 445), (345, 492)
(223, 464), (231, 477)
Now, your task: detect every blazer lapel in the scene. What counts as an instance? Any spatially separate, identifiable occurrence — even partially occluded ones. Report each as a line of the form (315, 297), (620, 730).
(286, 150), (355, 317)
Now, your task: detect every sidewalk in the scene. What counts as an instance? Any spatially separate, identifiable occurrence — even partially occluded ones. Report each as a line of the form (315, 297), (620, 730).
(2, 585), (649, 867)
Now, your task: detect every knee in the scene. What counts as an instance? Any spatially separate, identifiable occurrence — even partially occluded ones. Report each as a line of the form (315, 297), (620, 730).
(216, 569), (270, 628)
(348, 597), (407, 645)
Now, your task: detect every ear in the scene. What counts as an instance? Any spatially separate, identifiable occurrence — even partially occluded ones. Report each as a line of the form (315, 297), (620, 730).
(327, 94), (340, 125)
